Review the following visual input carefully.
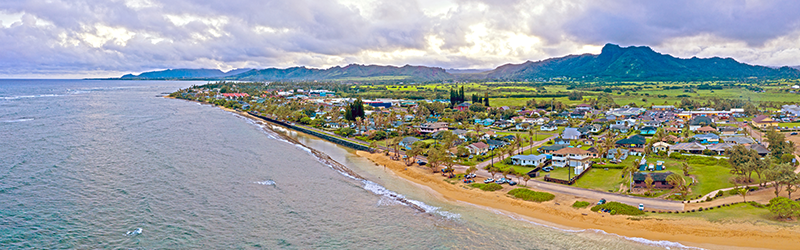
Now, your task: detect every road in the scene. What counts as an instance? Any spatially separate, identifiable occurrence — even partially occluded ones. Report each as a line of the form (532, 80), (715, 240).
(289, 122), (684, 211)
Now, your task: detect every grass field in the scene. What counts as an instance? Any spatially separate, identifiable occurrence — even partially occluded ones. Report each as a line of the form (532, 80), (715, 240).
(648, 202), (796, 225)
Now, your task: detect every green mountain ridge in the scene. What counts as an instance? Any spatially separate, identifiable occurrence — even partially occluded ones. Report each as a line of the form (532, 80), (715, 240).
(111, 44), (800, 82)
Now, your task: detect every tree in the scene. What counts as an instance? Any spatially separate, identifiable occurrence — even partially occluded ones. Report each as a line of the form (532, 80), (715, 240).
(622, 159), (639, 191)
(345, 98), (365, 121)
(502, 167), (513, 179)
(768, 197), (800, 219)
(644, 174), (654, 193)
(466, 166), (478, 175)
(484, 93), (490, 107)
(426, 147), (442, 173)
(469, 103), (486, 112)
(392, 137), (403, 158)
(368, 141), (378, 153)
(523, 175), (531, 186)
(681, 162), (692, 176)
(407, 141), (425, 166)
(666, 173), (688, 199)
(766, 163), (795, 198)
(485, 165), (499, 179)
(738, 187), (749, 202)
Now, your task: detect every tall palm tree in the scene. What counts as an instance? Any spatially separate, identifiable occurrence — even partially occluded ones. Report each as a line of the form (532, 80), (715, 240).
(666, 173), (687, 199)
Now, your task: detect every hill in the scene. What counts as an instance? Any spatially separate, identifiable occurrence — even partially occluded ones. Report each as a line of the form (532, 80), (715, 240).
(119, 68), (251, 80)
(486, 44), (800, 81)
(231, 64), (452, 81)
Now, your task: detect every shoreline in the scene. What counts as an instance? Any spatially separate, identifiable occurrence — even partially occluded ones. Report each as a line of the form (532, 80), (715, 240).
(191, 99), (799, 250)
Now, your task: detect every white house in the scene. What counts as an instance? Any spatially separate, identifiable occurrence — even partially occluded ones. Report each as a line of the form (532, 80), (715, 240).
(510, 154), (548, 167)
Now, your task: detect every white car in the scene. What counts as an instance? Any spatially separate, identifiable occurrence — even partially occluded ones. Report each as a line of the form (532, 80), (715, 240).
(638, 203), (644, 211)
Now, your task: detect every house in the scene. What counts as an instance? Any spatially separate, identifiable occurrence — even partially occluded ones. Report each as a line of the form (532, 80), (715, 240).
(554, 138), (571, 145)
(696, 126), (717, 134)
(578, 124), (603, 134)
(651, 105), (675, 111)
(707, 142), (734, 155)
(221, 93), (250, 99)
(725, 136), (754, 145)
(539, 144), (570, 154)
(782, 105), (800, 117)
(606, 148), (630, 162)
(670, 142), (706, 154)
(661, 135), (680, 143)
(718, 126), (740, 135)
(399, 137), (421, 150)
(693, 133), (720, 144)
(665, 127), (681, 133)
(751, 115), (778, 129)
(639, 126), (658, 136)
(475, 118), (494, 126)
(561, 127), (582, 140)
(510, 154), (548, 167)
(688, 116), (714, 131)
(615, 135), (647, 148)
(607, 107), (646, 117)
(575, 104), (592, 111)
(540, 123), (557, 131)
(515, 122), (532, 130)
(633, 172), (675, 189)
(455, 102), (472, 111)
(552, 119), (569, 125)
(467, 142), (489, 155)
(486, 139), (509, 149)
(652, 142), (671, 153)
(747, 144), (770, 156)
(551, 147), (594, 168)
(610, 124), (630, 134)
(419, 122), (448, 134)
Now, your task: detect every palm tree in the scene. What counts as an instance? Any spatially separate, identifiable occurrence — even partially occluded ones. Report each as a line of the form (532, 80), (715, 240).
(392, 137), (403, 159)
(644, 174), (654, 194)
(466, 166), (478, 175)
(738, 188), (749, 202)
(369, 141), (378, 153)
(622, 159), (640, 191)
(681, 162), (691, 176)
(666, 173), (688, 199)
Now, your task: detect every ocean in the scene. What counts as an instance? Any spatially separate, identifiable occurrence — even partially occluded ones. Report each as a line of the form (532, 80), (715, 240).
(0, 79), (694, 249)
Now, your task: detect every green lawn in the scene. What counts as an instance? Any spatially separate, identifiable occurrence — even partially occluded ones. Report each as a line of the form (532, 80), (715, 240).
(779, 122), (800, 128)
(649, 203), (794, 225)
(490, 162), (538, 177)
(572, 168), (624, 192)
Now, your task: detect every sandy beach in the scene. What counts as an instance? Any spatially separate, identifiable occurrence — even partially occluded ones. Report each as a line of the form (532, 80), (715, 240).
(355, 150), (800, 250)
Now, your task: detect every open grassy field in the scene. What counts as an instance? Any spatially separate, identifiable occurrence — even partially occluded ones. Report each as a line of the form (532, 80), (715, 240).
(648, 202), (797, 226)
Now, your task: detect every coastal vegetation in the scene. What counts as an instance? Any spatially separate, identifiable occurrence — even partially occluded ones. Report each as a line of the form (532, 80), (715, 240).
(507, 188), (555, 202)
(470, 183), (503, 191)
(572, 201), (591, 208)
(591, 202), (645, 216)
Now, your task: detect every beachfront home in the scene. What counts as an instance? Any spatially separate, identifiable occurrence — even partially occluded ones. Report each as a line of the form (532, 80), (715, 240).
(510, 154), (548, 167)
(707, 142), (734, 155)
(670, 142), (706, 154)
(725, 136), (754, 145)
(633, 172), (675, 189)
(551, 147), (594, 168)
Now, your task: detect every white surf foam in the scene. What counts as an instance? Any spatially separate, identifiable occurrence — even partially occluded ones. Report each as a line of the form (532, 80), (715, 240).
(254, 180), (276, 186)
(1, 94), (62, 100)
(1, 118), (33, 123)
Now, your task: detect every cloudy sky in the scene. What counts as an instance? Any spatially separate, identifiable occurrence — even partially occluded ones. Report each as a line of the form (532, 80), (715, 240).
(2, 0), (800, 78)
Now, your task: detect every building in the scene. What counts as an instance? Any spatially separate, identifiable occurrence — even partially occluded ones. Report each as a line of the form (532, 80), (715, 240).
(539, 144), (570, 154)
(510, 154), (548, 167)
(561, 127), (582, 140)
(782, 105), (800, 117)
(222, 93), (250, 99)
(670, 142), (706, 154)
(751, 115), (778, 129)
(725, 136), (754, 145)
(551, 147), (594, 168)
(651, 105), (675, 111)
(467, 142), (489, 155)
(693, 133), (720, 144)
(607, 107), (646, 117)
(615, 135), (647, 148)
(633, 172), (675, 189)
(455, 102), (472, 111)
(688, 116), (714, 131)
(696, 126), (718, 134)
(652, 142), (671, 153)
(399, 137), (421, 150)
(419, 122), (448, 133)
(639, 126), (658, 135)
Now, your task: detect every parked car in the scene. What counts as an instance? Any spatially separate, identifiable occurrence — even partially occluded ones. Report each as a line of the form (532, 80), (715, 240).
(638, 203), (645, 211)
(508, 180), (517, 186)
(484, 178), (494, 183)
(791, 132), (798, 135)
(542, 166), (554, 172)
(417, 160), (426, 165)
(495, 178), (508, 184)
(597, 198), (606, 205)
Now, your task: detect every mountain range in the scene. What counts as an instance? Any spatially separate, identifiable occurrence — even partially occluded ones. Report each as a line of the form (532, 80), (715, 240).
(110, 44), (800, 82)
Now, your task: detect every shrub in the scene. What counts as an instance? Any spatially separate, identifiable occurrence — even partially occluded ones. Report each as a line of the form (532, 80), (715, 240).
(705, 196), (713, 202)
(508, 188), (555, 202)
(715, 191), (724, 198)
(590, 202), (645, 216)
(728, 188), (741, 196)
(470, 183), (503, 191)
(572, 201), (591, 208)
